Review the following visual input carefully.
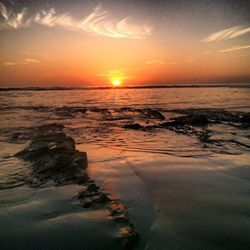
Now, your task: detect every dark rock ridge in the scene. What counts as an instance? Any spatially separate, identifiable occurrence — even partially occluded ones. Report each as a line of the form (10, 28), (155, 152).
(15, 123), (139, 249)
(123, 109), (250, 154)
(109, 201), (139, 250)
(123, 123), (144, 130)
(160, 114), (209, 127)
(123, 109), (250, 131)
(172, 109), (250, 128)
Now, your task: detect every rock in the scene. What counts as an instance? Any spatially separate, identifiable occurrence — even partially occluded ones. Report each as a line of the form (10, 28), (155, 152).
(108, 201), (139, 249)
(93, 193), (110, 203)
(14, 123), (140, 249)
(189, 114), (209, 126)
(241, 113), (250, 123)
(80, 198), (93, 208)
(163, 114), (209, 127)
(15, 124), (88, 185)
(121, 227), (140, 250)
(86, 183), (99, 192)
(109, 202), (127, 216)
(113, 214), (130, 224)
(123, 123), (143, 130)
(143, 108), (165, 120)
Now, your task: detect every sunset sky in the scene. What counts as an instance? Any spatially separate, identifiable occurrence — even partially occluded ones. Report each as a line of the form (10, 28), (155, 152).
(0, 0), (250, 87)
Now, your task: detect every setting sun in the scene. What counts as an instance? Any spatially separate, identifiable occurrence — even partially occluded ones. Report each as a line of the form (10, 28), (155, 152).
(112, 79), (122, 87)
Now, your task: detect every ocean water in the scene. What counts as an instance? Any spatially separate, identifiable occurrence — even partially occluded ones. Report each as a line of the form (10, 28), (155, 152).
(0, 86), (250, 249)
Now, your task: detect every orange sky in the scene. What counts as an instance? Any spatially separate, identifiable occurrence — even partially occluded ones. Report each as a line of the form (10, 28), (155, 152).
(0, 0), (250, 86)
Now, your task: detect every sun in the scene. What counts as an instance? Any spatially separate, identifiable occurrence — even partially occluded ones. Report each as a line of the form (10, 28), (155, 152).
(112, 79), (122, 87)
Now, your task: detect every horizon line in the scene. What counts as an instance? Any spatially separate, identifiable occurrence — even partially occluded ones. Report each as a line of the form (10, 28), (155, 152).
(1, 83), (250, 91)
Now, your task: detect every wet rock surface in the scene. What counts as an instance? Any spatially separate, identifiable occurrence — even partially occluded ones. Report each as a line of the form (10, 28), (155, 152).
(123, 123), (144, 130)
(14, 123), (139, 249)
(15, 123), (88, 186)
(123, 109), (250, 154)
(162, 114), (209, 127)
(123, 109), (250, 130)
(109, 201), (139, 250)
(173, 108), (250, 128)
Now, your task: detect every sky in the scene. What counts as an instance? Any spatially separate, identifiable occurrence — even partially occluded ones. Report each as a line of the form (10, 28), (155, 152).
(0, 0), (250, 87)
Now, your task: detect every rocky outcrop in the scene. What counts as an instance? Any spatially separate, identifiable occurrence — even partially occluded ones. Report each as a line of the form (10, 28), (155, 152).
(162, 114), (209, 127)
(172, 109), (250, 127)
(109, 201), (139, 250)
(241, 113), (250, 128)
(15, 124), (88, 185)
(141, 108), (165, 120)
(123, 109), (250, 132)
(15, 123), (139, 249)
(123, 123), (144, 130)
(123, 110), (250, 154)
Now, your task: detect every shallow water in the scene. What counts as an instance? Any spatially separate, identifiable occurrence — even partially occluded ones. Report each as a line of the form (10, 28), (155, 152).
(0, 86), (250, 249)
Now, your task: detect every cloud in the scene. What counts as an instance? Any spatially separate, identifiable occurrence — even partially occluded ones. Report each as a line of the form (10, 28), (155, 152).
(34, 8), (73, 28)
(0, 2), (30, 29)
(3, 58), (40, 66)
(78, 5), (153, 39)
(202, 26), (250, 42)
(22, 58), (40, 64)
(220, 45), (250, 53)
(4, 62), (17, 66)
(0, 3), (153, 39)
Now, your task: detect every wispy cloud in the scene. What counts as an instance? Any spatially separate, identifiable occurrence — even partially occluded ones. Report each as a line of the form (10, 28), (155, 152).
(77, 5), (152, 39)
(202, 25), (250, 42)
(22, 58), (40, 64)
(0, 2), (30, 29)
(220, 45), (250, 53)
(0, 3), (153, 39)
(33, 8), (73, 28)
(3, 58), (40, 66)
(4, 62), (17, 66)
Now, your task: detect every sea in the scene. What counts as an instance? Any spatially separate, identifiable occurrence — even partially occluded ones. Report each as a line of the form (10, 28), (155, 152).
(0, 85), (250, 249)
